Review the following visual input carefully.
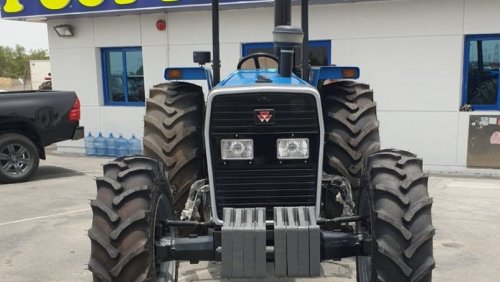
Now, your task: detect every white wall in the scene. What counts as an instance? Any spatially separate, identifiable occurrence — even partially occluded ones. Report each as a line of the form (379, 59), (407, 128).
(47, 0), (500, 172)
(48, 14), (168, 152)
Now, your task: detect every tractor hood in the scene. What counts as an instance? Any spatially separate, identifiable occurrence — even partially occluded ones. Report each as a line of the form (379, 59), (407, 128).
(217, 69), (310, 89)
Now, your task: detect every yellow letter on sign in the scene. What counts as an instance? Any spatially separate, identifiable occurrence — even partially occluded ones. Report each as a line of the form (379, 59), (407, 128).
(40, 0), (71, 10)
(3, 0), (24, 13)
(79, 0), (105, 7)
(115, 0), (137, 4)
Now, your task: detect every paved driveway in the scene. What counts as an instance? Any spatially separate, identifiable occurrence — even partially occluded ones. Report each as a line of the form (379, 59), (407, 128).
(0, 153), (499, 281)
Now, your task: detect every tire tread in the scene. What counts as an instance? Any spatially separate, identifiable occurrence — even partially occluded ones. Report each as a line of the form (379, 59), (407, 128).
(143, 82), (205, 213)
(358, 149), (435, 282)
(90, 200), (119, 223)
(88, 157), (177, 281)
(322, 81), (380, 189)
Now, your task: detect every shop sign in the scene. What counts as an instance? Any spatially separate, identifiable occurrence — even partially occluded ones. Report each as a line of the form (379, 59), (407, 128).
(1, 0), (270, 19)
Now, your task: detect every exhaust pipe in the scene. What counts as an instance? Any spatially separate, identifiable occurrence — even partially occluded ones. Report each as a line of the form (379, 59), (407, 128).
(273, 26), (304, 78)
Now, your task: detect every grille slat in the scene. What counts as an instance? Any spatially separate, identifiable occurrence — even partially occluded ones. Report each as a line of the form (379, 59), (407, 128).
(216, 175), (315, 181)
(217, 189), (316, 195)
(213, 118), (318, 124)
(217, 195), (316, 201)
(209, 92), (320, 220)
(216, 183), (316, 189)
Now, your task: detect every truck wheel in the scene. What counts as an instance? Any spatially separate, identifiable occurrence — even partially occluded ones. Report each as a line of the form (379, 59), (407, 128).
(322, 81), (380, 191)
(144, 82), (205, 214)
(88, 156), (178, 282)
(357, 149), (435, 282)
(0, 133), (40, 183)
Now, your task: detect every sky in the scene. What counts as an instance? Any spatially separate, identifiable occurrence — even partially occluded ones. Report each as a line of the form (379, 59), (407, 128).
(0, 18), (49, 51)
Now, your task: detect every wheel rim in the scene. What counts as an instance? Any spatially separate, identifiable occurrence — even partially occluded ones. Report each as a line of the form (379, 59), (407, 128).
(0, 143), (33, 177)
(155, 195), (177, 282)
(356, 189), (373, 282)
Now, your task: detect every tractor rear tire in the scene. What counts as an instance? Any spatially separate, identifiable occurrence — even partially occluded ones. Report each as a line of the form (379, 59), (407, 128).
(88, 156), (178, 282)
(356, 149), (435, 282)
(322, 81), (380, 191)
(143, 82), (205, 214)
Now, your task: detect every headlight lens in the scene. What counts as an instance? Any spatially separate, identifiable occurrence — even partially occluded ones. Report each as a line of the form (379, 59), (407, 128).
(277, 138), (309, 160)
(221, 139), (254, 160)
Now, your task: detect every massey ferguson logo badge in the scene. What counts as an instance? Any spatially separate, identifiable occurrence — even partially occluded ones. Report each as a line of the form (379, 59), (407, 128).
(255, 109), (275, 124)
(258, 111), (272, 122)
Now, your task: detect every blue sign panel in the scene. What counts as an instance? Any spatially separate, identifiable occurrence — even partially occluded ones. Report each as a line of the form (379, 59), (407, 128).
(1, 0), (271, 19)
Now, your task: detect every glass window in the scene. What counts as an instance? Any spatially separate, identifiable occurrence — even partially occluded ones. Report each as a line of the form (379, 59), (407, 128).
(463, 36), (500, 110)
(241, 40), (331, 72)
(102, 47), (144, 106)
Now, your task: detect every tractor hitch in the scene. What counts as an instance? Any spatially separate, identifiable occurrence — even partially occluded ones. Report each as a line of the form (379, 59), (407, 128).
(316, 215), (365, 225)
(164, 215), (364, 229)
(164, 219), (216, 229)
(156, 235), (216, 264)
(321, 232), (371, 260)
(155, 230), (370, 263)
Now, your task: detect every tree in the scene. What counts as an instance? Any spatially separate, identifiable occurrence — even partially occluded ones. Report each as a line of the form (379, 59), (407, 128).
(0, 45), (49, 79)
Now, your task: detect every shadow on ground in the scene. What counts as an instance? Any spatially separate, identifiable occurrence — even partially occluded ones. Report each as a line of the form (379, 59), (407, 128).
(178, 259), (355, 281)
(31, 165), (85, 181)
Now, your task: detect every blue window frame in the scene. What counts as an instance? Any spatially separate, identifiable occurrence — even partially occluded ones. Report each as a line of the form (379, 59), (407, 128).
(102, 47), (145, 106)
(463, 35), (500, 111)
(242, 40), (331, 67)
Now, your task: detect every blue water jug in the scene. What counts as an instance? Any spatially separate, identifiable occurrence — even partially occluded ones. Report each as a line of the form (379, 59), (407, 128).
(94, 132), (107, 156)
(106, 133), (117, 157)
(116, 134), (129, 157)
(84, 132), (96, 156)
(128, 134), (142, 155)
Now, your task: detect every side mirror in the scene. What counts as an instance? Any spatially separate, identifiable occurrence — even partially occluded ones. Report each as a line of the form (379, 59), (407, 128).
(193, 51), (211, 66)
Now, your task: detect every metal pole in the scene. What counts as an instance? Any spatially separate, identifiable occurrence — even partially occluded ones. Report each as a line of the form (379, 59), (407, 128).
(212, 0), (221, 85)
(478, 41), (484, 71)
(301, 0), (310, 81)
(274, 0), (291, 27)
(274, 0), (292, 70)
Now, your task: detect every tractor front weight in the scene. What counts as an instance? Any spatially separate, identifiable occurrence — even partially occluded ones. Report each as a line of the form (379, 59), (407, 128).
(155, 206), (371, 279)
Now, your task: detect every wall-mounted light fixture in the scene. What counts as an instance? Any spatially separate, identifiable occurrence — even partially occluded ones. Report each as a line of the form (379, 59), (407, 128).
(54, 24), (74, 37)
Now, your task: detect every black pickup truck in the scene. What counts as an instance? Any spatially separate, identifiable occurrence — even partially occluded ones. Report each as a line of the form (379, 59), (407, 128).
(0, 91), (84, 183)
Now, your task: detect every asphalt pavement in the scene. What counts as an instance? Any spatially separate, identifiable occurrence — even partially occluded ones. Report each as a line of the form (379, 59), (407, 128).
(0, 153), (499, 282)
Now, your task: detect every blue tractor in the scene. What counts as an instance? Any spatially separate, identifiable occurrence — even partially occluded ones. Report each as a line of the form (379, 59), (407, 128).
(88, 1), (434, 281)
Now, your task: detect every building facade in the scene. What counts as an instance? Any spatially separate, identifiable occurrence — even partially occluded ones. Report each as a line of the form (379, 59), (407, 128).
(2, 0), (500, 173)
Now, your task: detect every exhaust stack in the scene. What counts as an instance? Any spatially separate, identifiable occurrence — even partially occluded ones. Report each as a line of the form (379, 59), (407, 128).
(273, 26), (304, 78)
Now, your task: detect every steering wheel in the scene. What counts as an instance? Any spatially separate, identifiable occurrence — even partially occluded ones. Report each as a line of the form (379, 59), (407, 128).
(237, 53), (279, 70)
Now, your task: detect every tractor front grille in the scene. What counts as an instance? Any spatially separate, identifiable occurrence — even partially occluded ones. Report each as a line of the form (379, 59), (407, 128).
(213, 166), (318, 219)
(208, 92), (320, 220)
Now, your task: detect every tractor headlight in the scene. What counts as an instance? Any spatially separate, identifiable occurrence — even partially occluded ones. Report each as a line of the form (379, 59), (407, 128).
(277, 138), (309, 160)
(221, 139), (254, 160)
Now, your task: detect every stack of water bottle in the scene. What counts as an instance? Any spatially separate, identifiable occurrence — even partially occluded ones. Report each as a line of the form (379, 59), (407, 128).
(84, 132), (142, 157)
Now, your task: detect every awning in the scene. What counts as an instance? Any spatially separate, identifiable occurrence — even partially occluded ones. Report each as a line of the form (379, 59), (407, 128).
(1, 0), (386, 21)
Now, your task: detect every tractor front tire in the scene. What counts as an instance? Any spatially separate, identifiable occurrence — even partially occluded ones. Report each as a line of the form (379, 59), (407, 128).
(143, 82), (205, 214)
(88, 156), (178, 282)
(356, 149), (435, 282)
(322, 81), (380, 191)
